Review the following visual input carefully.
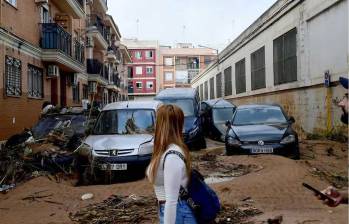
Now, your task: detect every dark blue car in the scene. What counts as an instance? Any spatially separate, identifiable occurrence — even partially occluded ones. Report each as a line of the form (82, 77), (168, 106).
(155, 88), (206, 150)
(225, 104), (300, 159)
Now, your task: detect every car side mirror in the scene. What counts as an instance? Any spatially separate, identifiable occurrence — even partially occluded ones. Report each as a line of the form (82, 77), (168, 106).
(288, 116), (295, 124)
(225, 120), (231, 127)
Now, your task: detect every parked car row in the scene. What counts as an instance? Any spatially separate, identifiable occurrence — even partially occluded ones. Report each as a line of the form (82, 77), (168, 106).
(80, 88), (299, 181)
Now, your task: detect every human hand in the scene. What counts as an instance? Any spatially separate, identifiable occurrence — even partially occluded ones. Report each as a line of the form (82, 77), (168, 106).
(315, 186), (343, 207)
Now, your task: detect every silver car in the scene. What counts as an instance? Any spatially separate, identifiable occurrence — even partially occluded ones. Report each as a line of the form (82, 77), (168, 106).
(83, 100), (161, 172)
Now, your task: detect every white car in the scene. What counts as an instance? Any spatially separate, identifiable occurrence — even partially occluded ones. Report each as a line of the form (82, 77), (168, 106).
(83, 100), (161, 173)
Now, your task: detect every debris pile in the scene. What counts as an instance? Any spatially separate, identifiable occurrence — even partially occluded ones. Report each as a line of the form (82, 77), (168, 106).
(70, 195), (158, 224)
(71, 194), (263, 224)
(0, 108), (93, 191)
(215, 204), (263, 224)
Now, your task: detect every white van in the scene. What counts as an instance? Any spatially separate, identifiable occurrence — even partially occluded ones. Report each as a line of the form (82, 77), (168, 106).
(83, 101), (161, 173)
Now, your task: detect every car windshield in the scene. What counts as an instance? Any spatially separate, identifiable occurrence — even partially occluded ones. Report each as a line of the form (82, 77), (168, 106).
(32, 114), (86, 139)
(93, 109), (155, 135)
(160, 99), (195, 117)
(233, 107), (287, 125)
(213, 108), (235, 123)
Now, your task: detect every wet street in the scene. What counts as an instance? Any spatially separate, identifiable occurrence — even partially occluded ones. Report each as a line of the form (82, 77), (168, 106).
(0, 138), (347, 224)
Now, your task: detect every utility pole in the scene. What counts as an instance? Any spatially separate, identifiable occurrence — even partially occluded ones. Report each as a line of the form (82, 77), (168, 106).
(136, 19), (139, 38)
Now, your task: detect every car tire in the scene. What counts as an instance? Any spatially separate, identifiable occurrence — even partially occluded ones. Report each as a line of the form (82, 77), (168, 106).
(293, 146), (300, 160)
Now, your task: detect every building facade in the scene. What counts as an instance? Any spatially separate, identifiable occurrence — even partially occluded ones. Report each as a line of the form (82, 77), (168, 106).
(0, 0), (130, 140)
(159, 43), (217, 90)
(123, 39), (159, 101)
(191, 0), (348, 135)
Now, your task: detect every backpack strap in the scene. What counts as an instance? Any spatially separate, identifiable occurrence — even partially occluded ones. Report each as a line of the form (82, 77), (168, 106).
(162, 150), (186, 170)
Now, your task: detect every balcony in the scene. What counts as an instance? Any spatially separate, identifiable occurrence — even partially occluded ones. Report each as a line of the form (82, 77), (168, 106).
(40, 23), (85, 73)
(106, 46), (121, 64)
(87, 14), (108, 50)
(87, 59), (108, 85)
(94, 0), (108, 13)
(51, 0), (85, 19)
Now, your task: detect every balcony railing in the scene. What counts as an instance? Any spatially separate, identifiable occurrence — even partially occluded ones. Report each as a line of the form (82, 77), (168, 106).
(40, 23), (85, 65)
(74, 38), (85, 64)
(87, 14), (109, 43)
(87, 59), (103, 74)
(41, 23), (72, 56)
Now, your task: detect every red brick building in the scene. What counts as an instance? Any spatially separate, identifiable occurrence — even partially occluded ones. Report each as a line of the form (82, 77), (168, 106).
(122, 39), (159, 101)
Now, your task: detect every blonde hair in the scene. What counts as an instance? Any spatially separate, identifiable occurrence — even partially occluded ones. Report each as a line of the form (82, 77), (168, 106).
(148, 104), (191, 184)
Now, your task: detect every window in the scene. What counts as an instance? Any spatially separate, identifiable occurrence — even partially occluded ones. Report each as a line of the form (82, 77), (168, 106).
(5, 55), (22, 96)
(199, 83), (204, 100)
(27, 65), (43, 98)
(135, 66), (142, 75)
(145, 51), (153, 59)
(83, 84), (88, 99)
(204, 56), (212, 65)
(209, 77), (214, 99)
(73, 82), (80, 103)
(41, 6), (49, 23)
(204, 81), (208, 100)
(274, 28), (297, 85)
(146, 66), (153, 75)
(164, 72), (173, 81)
(164, 57), (173, 66)
(224, 66), (232, 96)
(136, 82), (142, 89)
(6, 0), (16, 7)
(251, 46), (266, 90)
(235, 58), (246, 94)
(146, 81), (154, 89)
(135, 51), (142, 59)
(216, 73), (222, 98)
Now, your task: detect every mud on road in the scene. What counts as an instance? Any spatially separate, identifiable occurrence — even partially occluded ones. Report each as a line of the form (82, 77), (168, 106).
(0, 139), (347, 224)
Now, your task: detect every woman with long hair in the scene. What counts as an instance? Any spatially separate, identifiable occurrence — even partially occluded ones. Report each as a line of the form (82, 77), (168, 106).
(147, 104), (197, 224)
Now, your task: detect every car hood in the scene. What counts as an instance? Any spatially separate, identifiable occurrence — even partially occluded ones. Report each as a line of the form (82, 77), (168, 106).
(232, 124), (288, 142)
(184, 116), (198, 133)
(85, 134), (153, 150)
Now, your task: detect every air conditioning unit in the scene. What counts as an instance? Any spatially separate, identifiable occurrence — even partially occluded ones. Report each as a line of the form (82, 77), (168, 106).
(35, 0), (48, 3)
(89, 82), (97, 94)
(47, 65), (60, 78)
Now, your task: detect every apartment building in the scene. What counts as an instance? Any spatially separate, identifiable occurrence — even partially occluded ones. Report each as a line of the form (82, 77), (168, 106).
(85, 1), (131, 106)
(159, 43), (217, 89)
(122, 39), (159, 101)
(191, 0), (348, 135)
(0, 0), (130, 140)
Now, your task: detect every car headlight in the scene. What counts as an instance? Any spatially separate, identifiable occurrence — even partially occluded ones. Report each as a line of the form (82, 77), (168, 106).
(189, 126), (199, 138)
(139, 142), (153, 155)
(280, 135), (296, 144)
(227, 137), (241, 146)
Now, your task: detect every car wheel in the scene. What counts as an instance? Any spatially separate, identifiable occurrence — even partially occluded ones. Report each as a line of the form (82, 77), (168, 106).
(293, 147), (300, 160)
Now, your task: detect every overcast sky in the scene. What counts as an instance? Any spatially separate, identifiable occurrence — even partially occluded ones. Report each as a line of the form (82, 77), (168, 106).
(108, 0), (277, 51)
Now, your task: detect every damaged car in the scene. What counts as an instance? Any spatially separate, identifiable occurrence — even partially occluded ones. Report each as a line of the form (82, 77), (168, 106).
(225, 104), (300, 159)
(200, 99), (236, 142)
(82, 101), (161, 180)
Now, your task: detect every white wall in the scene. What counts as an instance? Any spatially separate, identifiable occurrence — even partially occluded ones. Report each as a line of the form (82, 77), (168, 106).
(192, 0), (348, 99)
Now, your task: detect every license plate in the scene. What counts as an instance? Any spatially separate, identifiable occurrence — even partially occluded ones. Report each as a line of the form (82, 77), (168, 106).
(250, 147), (273, 154)
(100, 163), (127, 171)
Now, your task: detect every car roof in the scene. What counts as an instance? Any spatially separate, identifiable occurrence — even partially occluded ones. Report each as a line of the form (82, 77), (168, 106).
(102, 100), (162, 111)
(202, 99), (236, 108)
(237, 104), (282, 110)
(155, 88), (197, 99)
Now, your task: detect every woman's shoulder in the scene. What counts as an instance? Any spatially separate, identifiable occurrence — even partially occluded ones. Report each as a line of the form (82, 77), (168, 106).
(166, 143), (184, 154)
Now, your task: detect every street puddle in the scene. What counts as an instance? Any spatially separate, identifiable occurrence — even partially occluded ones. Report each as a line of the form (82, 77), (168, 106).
(205, 172), (235, 184)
